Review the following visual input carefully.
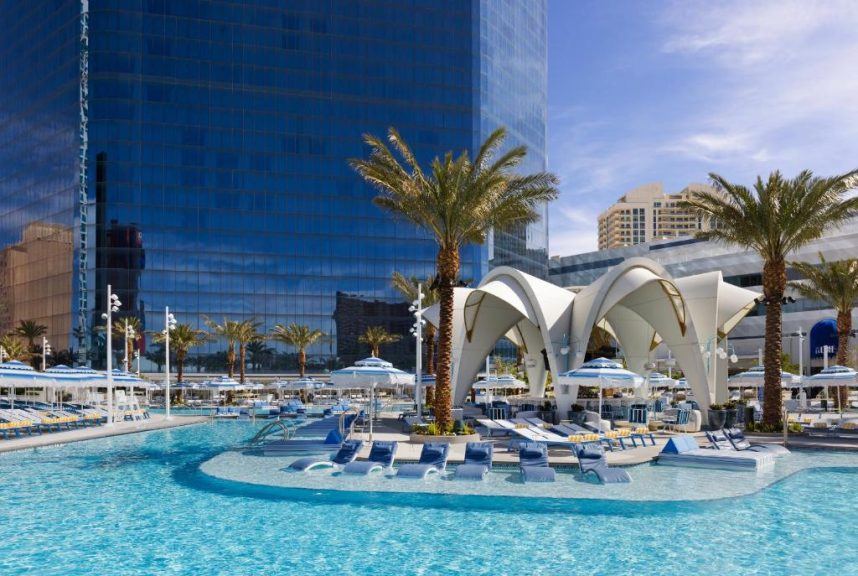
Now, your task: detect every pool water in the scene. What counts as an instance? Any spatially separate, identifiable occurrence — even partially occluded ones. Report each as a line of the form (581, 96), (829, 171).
(1, 422), (856, 576)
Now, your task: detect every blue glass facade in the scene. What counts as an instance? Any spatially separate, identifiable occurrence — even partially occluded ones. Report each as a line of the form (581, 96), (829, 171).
(0, 0), (547, 372)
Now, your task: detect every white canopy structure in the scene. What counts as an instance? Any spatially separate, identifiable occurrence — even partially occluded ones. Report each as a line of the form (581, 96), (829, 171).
(728, 365), (801, 388)
(472, 374), (526, 391)
(423, 259), (760, 416)
(330, 357), (414, 389)
(805, 365), (857, 387)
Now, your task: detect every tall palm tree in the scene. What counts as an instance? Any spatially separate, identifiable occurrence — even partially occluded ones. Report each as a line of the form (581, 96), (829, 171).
(270, 323), (326, 377)
(790, 253), (858, 409)
(683, 170), (858, 426)
(358, 326), (401, 358)
(351, 127), (558, 431)
(153, 323), (208, 400)
(235, 319), (262, 384)
(112, 316), (142, 372)
(202, 316), (242, 377)
(0, 334), (29, 361)
(15, 320), (48, 369)
(392, 272), (440, 405)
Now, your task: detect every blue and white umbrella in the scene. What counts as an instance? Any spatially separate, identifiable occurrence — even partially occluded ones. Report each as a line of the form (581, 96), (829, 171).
(647, 371), (676, 389)
(472, 374), (526, 391)
(728, 365), (800, 388)
(804, 365), (857, 387)
(331, 357), (414, 440)
(275, 377), (322, 391)
(671, 378), (690, 390)
(201, 376), (245, 391)
(558, 358), (645, 429)
(0, 360), (51, 408)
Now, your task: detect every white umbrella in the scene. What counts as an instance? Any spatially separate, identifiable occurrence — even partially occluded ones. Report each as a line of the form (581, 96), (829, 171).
(728, 365), (800, 388)
(330, 357), (415, 440)
(647, 372), (676, 389)
(805, 365), (857, 413)
(557, 357), (645, 430)
(0, 360), (52, 408)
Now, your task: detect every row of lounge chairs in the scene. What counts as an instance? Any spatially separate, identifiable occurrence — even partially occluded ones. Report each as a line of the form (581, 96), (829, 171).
(0, 401), (109, 438)
(477, 417), (656, 452)
(286, 438), (632, 484)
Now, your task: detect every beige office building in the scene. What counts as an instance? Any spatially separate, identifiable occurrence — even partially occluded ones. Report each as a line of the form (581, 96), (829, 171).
(597, 182), (717, 249)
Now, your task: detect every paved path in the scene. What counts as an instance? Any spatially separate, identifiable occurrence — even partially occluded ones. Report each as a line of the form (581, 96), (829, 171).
(0, 415), (207, 454)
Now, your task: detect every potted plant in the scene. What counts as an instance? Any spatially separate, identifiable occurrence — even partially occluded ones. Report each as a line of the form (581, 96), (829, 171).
(723, 400), (739, 427)
(568, 403), (587, 425)
(707, 403), (728, 429)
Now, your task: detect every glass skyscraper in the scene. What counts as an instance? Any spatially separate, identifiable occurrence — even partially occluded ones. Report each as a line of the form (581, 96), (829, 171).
(0, 0), (547, 372)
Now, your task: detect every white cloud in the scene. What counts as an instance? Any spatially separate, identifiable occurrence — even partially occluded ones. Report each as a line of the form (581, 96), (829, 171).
(548, 0), (858, 257)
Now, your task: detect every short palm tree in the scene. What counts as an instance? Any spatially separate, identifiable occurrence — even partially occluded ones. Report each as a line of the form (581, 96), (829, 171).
(358, 325), (401, 358)
(203, 316), (242, 377)
(0, 334), (29, 362)
(153, 324), (208, 400)
(270, 323), (326, 377)
(113, 316), (142, 372)
(245, 340), (273, 371)
(352, 126), (558, 431)
(790, 253), (858, 409)
(683, 169), (858, 426)
(15, 320), (48, 368)
(235, 319), (262, 384)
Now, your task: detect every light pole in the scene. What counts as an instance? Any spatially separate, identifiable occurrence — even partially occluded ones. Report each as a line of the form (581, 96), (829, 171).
(101, 285), (121, 426)
(795, 327), (806, 408)
(123, 321), (136, 373)
(163, 307), (177, 420)
(41, 336), (51, 371)
(408, 283), (425, 417)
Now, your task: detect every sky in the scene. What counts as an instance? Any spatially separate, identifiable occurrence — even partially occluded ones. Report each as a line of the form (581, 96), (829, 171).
(546, 0), (858, 257)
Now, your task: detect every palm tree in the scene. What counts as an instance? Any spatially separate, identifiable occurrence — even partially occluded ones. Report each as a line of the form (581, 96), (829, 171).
(113, 316), (142, 372)
(392, 272), (440, 405)
(202, 316), (242, 377)
(270, 323), (326, 377)
(358, 325), (402, 358)
(15, 320), (48, 368)
(0, 334), (29, 361)
(235, 319), (262, 384)
(790, 253), (858, 410)
(153, 324), (208, 401)
(351, 127), (558, 431)
(683, 170), (858, 426)
(246, 340), (273, 371)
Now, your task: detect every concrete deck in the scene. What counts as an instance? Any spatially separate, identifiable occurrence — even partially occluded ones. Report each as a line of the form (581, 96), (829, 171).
(0, 415), (207, 454)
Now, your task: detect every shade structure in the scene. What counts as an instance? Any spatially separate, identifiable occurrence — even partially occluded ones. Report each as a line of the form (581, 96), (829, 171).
(671, 378), (690, 390)
(43, 365), (95, 389)
(201, 376), (245, 391)
(329, 357), (415, 389)
(275, 377), (322, 391)
(804, 365), (857, 387)
(728, 365), (800, 388)
(0, 360), (47, 386)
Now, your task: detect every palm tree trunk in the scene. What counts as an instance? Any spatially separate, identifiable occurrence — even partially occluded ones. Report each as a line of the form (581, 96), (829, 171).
(836, 309), (851, 409)
(227, 343), (235, 378)
(239, 344), (247, 383)
(762, 259), (786, 427)
(299, 348), (306, 377)
(425, 324), (436, 406)
(176, 350), (185, 404)
(372, 344), (379, 357)
(434, 245), (459, 433)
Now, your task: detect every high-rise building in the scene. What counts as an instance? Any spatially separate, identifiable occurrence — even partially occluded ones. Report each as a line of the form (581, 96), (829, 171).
(0, 0), (547, 370)
(597, 182), (717, 250)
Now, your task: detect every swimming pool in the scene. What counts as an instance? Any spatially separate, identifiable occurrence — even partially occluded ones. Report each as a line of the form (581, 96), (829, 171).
(1, 421), (856, 575)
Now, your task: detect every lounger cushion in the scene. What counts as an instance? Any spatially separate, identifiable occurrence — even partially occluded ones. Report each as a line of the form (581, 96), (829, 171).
(331, 440), (363, 465)
(396, 463), (440, 478)
(342, 461), (384, 475)
(454, 464), (489, 480)
(417, 442), (449, 468)
(463, 442), (493, 468)
(286, 457), (334, 472)
(521, 466), (556, 483)
(593, 467), (632, 484)
(518, 443), (549, 467)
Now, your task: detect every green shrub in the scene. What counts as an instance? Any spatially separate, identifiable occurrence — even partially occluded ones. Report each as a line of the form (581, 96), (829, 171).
(570, 404), (585, 412)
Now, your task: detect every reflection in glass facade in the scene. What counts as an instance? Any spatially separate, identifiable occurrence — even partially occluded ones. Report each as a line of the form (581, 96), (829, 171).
(0, 0), (547, 372)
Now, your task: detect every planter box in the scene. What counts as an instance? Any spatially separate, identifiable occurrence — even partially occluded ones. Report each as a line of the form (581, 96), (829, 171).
(409, 433), (480, 445)
(724, 409), (738, 428)
(707, 409), (728, 429)
(568, 411), (587, 425)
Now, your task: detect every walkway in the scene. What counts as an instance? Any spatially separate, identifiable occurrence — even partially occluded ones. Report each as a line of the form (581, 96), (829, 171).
(0, 414), (207, 454)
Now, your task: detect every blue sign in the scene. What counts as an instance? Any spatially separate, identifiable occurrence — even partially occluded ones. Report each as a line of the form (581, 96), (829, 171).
(810, 318), (838, 358)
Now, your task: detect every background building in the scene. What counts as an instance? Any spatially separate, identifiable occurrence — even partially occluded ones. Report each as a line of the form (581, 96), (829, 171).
(597, 182), (717, 249)
(550, 219), (858, 374)
(0, 0), (548, 371)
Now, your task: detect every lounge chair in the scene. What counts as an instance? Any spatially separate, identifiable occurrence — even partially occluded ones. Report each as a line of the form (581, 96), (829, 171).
(656, 435), (775, 470)
(475, 418), (510, 437)
(573, 444), (631, 484)
(722, 428), (790, 455)
(342, 441), (398, 475)
(286, 440), (364, 472)
(454, 442), (494, 480)
(396, 442), (450, 478)
(518, 442), (555, 483)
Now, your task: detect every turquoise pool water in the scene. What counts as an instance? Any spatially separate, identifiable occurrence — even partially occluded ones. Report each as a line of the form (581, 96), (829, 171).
(1, 422), (856, 575)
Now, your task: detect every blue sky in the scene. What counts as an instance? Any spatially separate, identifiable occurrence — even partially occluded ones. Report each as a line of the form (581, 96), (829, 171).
(546, 0), (858, 256)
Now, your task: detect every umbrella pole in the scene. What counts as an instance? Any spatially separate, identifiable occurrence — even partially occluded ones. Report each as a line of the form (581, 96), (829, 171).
(369, 382), (375, 442)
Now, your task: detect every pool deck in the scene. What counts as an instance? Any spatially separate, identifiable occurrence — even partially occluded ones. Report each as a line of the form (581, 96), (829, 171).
(0, 414), (208, 454)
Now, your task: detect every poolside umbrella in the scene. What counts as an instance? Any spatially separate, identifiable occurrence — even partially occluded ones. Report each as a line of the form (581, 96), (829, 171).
(557, 358), (645, 430)
(0, 360), (51, 408)
(201, 375), (245, 406)
(43, 365), (93, 408)
(805, 365), (857, 413)
(728, 365), (800, 388)
(647, 372), (676, 390)
(330, 357), (415, 440)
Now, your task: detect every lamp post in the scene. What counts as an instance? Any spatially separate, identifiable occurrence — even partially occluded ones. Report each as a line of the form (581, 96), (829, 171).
(123, 322), (136, 373)
(163, 307), (177, 420)
(794, 327), (806, 409)
(100, 285), (121, 426)
(408, 283), (425, 417)
(41, 336), (52, 371)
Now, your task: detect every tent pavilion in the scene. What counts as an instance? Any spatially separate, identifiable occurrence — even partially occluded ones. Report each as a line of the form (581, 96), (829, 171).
(422, 258), (760, 418)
